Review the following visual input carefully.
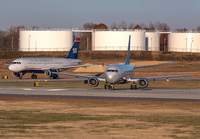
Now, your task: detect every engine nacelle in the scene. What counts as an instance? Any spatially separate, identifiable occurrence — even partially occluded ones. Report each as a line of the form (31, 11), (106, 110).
(88, 78), (99, 87)
(12, 72), (19, 77)
(44, 70), (52, 77)
(137, 79), (149, 88)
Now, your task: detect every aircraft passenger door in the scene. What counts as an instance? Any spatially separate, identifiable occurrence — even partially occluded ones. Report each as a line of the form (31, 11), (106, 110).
(24, 61), (28, 68)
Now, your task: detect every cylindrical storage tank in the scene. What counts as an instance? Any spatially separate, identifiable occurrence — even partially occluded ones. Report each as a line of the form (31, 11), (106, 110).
(92, 30), (145, 51)
(145, 32), (160, 51)
(19, 30), (73, 51)
(168, 33), (200, 52)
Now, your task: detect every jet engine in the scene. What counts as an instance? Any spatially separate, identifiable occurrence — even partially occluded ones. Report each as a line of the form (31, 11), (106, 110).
(12, 72), (19, 77)
(44, 69), (58, 78)
(137, 79), (149, 88)
(87, 78), (99, 87)
(44, 70), (52, 77)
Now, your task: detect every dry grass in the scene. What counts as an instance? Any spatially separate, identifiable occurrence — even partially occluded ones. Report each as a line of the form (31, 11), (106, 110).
(0, 97), (200, 138)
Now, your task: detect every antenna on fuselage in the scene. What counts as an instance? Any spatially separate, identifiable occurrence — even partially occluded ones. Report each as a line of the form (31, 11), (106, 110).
(125, 35), (131, 65)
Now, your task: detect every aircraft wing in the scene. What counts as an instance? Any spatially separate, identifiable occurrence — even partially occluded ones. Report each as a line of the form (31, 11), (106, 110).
(128, 74), (193, 82)
(146, 74), (194, 80)
(4, 63), (10, 66)
(66, 63), (105, 68)
(133, 62), (176, 69)
(41, 63), (105, 71)
(52, 72), (106, 81)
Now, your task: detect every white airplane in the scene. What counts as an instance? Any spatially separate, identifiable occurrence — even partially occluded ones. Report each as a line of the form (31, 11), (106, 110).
(53, 36), (193, 90)
(6, 38), (99, 79)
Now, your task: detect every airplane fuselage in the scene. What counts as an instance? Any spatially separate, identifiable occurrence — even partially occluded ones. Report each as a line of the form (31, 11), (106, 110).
(9, 58), (82, 73)
(104, 64), (134, 84)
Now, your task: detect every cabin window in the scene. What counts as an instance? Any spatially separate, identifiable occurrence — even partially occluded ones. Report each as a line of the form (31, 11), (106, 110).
(12, 62), (21, 64)
(107, 70), (118, 73)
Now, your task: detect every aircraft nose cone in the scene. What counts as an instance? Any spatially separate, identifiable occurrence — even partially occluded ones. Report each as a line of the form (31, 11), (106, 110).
(105, 73), (115, 83)
(8, 65), (13, 71)
(8, 65), (17, 72)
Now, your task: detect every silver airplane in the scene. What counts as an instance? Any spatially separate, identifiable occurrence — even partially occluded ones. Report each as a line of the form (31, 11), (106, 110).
(53, 36), (193, 90)
(6, 38), (99, 79)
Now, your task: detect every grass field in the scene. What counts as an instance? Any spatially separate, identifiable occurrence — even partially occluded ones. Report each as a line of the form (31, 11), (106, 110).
(0, 97), (200, 138)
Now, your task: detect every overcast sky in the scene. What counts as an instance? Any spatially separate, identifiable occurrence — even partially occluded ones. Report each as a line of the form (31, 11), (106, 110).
(0, 0), (200, 30)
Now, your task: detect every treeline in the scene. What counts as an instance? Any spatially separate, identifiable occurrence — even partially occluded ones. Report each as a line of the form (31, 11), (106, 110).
(0, 26), (26, 51)
(1, 22), (200, 51)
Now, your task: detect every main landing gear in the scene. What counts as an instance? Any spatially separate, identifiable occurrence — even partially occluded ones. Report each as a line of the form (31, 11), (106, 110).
(104, 83), (138, 90)
(31, 74), (37, 79)
(130, 82), (137, 90)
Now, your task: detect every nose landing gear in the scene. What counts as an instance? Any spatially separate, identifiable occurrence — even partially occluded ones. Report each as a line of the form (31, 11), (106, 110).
(104, 84), (115, 90)
(130, 82), (137, 90)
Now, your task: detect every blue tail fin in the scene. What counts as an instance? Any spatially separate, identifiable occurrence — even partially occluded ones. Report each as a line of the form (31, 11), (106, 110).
(125, 35), (131, 65)
(66, 38), (80, 59)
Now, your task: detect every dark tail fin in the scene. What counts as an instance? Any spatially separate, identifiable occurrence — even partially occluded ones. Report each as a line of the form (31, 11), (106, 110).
(125, 35), (131, 65)
(65, 38), (80, 59)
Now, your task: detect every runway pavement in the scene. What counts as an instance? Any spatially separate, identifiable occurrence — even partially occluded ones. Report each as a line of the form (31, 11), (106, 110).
(0, 86), (200, 102)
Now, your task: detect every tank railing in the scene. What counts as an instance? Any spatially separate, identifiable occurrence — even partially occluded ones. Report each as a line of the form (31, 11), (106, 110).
(93, 46), (159, 51)
(20, 28), (72, 31)
(168, 46), (200, 52)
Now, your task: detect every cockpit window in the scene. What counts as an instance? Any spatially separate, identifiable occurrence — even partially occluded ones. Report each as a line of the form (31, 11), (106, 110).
(11, 62), (21, 64)
(107, 69), (118, 73)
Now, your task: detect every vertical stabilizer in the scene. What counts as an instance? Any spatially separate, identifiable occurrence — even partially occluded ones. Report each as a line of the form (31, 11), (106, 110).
(66, 38), (80, 59)
(125, 35), (131, 65)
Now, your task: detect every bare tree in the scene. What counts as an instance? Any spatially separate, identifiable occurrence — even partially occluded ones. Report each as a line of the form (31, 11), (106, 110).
(128, 23), (136, 29)
(93, 23), (108, 30)
(83, 23), (95, 29)
(0, 26), (26, 51)
(118, 21), (127, 29)
(175, 28), (188, 32)
(139, 23), (147, 29)
(149, 21), (155, 31)
(154, 21), (170, 31)
(197, 26), (200, 32)
(111, 22), (118, 29)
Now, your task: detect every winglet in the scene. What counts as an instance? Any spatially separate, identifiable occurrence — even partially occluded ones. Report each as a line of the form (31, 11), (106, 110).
(125, 35), (131, 65)
(66, 38), (80, 59)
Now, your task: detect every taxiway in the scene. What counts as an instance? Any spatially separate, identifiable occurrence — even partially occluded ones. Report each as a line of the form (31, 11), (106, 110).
(0, 86), (200, 102)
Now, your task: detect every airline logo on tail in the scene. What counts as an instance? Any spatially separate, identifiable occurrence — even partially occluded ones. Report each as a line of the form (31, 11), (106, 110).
(73, 48), (77, 54)
(66, 38), (80, 59)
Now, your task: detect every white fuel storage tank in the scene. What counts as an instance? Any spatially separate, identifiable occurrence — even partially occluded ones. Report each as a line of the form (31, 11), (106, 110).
(92, 30), (145, 51)
(19, 30), (73, 51)
(145, 32), (160, 51)
(168, 33), (200, 52)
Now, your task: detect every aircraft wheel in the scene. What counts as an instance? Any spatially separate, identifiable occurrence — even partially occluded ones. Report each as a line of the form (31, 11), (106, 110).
(108, 85), (111, 89)
(134, 85), (137, 90)
(31, 75), (37, 79)
(130, 85), (134, 90)
(53, 74), (58, 79)
(19, 73), (23, 79)
(110, 86), (114, 90)
(104, 85), (107, 89)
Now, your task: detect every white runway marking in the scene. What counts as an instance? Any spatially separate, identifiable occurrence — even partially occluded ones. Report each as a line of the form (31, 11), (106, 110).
(23, 88), (34, 91)
(46, 89), (69, 91)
